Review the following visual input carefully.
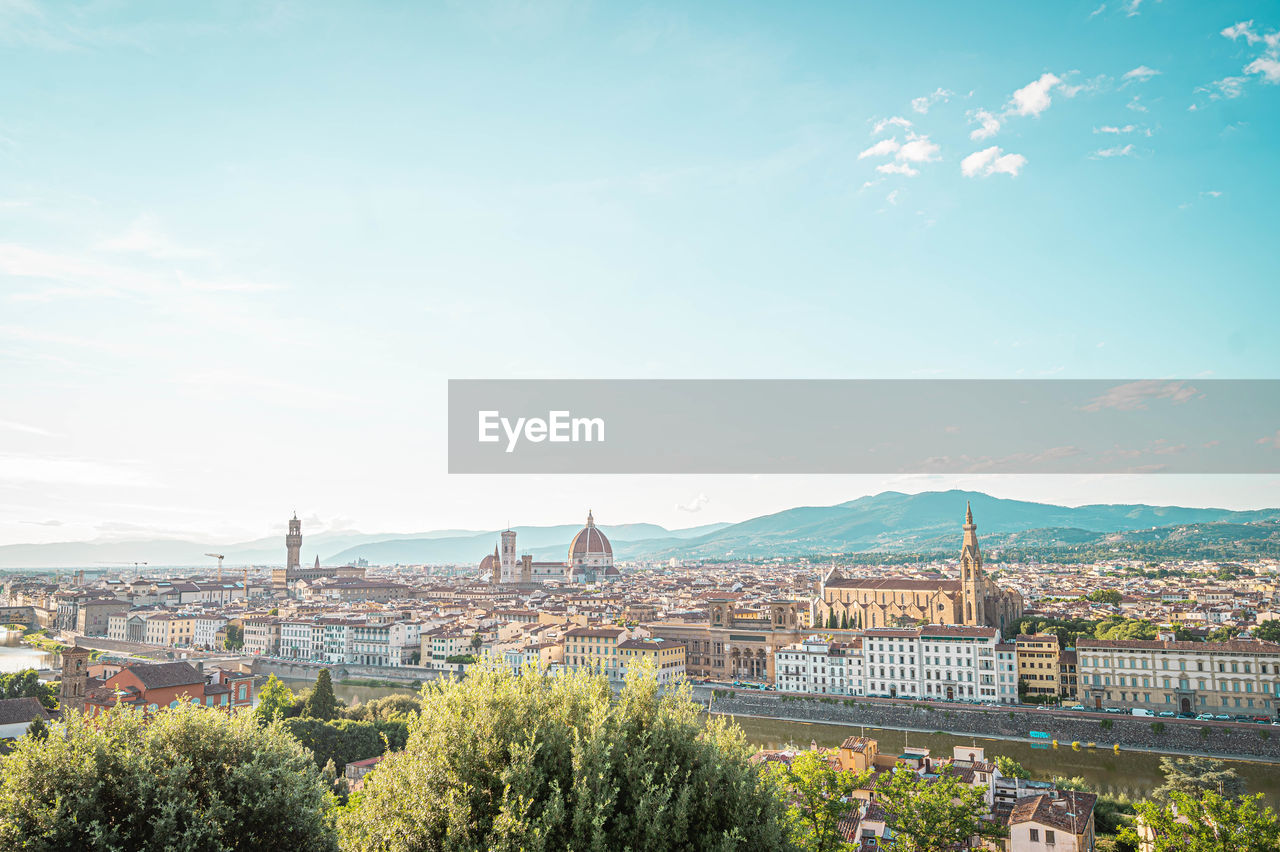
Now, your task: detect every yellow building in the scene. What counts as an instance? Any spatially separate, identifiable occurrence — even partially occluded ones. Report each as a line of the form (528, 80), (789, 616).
(617, 638), (686, 683)
(564, 626), (631, 679)
(142, 613), (196, 647)
(1016, 633), (1061, 699)
(815, 505), (1023, 634)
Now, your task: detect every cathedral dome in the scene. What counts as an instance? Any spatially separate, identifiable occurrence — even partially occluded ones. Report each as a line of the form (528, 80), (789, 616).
(568, 510), (612, 558)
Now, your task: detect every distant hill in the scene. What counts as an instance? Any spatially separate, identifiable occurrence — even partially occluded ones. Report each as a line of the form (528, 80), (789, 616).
(611, 490), (1280, 560)
(0, 520), (732, 570)
(2, 491), (1278, 569)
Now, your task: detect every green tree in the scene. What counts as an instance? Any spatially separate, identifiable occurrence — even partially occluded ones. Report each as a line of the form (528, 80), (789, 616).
(302, 668), (341, 721)
(343, 693), (422, 722)
(336, 658), (789, 851)
(0, 668), (58, 710)
(1152, 756), (1246, 802)
(840, 612), (849, 630)
(1121, 791), (1280, 852)
(0, 703), (338, 851)
(1087, 589), (1123, 606)
(874, 766), (1005, 852)
(995, 755), (1030, 780)
(255, 674), (299, 723)
(283, 717), (410, 771)
(24, 716), (48, 742)
(1255, 620), (1280, 643)
(223, 624), (244, 650)
(771, 750), (869, 852)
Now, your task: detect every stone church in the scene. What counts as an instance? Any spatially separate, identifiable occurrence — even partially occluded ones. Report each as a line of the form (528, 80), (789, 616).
(814, 503), (1023, 635)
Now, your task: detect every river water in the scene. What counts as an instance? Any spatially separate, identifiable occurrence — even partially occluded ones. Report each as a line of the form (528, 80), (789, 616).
(0, 630), (56, 674)
(723, 713), (1280, 807)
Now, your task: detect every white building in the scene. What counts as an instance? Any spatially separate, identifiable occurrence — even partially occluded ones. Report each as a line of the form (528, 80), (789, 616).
(997, 642), (1019, 704)
(192, 615), (228, 649)
(775, 635), (862, 696)
(775, 625), (1000, 703)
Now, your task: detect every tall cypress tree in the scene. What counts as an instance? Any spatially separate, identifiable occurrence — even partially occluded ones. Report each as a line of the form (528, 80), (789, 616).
(302, 668), (340, 721)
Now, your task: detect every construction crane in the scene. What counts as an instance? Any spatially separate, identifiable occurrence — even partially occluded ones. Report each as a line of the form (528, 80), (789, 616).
(205, 553), (225, 582)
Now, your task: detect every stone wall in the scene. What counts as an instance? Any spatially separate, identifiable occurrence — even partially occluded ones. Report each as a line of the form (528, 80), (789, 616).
(252, 657), (439, 684)
(702, 691), (1280, 761)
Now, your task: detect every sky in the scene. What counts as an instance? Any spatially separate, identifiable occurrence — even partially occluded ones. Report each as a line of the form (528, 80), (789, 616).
(2, 0), (1279, 546)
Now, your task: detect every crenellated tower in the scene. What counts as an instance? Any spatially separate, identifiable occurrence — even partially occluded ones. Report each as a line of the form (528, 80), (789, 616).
(286, 513), (302, 570)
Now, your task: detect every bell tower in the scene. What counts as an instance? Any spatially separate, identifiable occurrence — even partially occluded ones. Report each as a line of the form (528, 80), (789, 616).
(286, 513), (302, 570)
(59, 645), (91, 716)
(960, 502), (986, 626)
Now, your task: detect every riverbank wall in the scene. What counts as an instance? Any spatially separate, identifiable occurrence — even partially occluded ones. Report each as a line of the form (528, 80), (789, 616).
(251, 657), (441, 685)
(702, 691), (1280, 761)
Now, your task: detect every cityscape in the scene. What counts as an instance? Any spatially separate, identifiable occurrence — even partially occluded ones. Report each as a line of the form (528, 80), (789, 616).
(4, 493), (1280, 848)
(3, 0), (1279, 849)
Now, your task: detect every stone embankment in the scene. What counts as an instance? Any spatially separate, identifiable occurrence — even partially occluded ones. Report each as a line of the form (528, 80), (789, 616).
(701, 690), (1280, 761)
(251, 657), (440, 684)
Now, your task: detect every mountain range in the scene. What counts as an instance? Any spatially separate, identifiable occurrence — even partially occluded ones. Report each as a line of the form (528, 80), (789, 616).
(3, 490), (1279, 569)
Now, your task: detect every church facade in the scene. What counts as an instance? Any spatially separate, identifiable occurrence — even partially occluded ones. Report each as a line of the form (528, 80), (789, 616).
(814, 504), (1023, 635)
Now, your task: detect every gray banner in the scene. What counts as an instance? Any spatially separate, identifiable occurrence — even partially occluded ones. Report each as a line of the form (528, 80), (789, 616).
(448, 379), (1280, 474)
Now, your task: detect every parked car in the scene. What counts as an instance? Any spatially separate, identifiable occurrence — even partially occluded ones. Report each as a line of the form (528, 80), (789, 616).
(1196, 713), (1215, 720)
(1068, 704), (1085, 711)
(1103, 707), (1124, 714)
(1214, 714), (1231, 721)
(1157, 711), (1176, 717)
(1253, 716), (1273, 723)
(1178, 713), (1196, 719)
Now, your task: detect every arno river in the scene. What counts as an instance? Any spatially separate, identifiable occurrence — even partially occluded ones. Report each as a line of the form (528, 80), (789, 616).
(721, 712), (1280, 807)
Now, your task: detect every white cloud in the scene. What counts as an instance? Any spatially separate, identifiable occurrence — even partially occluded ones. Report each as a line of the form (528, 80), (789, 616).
(0, 419), (57, 437)
(1089, 3), (1106, 18)
(1202, 190), (1223, 197)
(968, 108), (1001, 140)
(871, 116), (912, 135)
(858, 138), (901, 159)
(1246, 56), (1280, 83)
(1123, 65), (1161, 82)
(910, 87), (953, 114)
(1126, 95), (1149, 112)
(676, 493), (710, 512)
(95, 215), (206, 260)
(1196, 76), (1248, 100)
(1009, 73), (1062, 117)
(886, 190), (900, 205)
(896, 133), (940, 163)
(1094, 124), (1136, 133)
(960, 146), (1026, 178)
(1221, 20), (1280, 50)
(1124, 0), (1157, 17)
(863, 133), (939, 179)
(1091, 144), (1135, 158)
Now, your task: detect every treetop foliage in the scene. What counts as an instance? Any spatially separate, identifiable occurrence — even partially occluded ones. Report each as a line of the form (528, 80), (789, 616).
(336, 659), (790, 852)
(0, 703), (338, 852)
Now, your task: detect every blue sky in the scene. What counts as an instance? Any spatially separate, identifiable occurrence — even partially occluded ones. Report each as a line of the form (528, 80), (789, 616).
(2, 1), (1279, 546)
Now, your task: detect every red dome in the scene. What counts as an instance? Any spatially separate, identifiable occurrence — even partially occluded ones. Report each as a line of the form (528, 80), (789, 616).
(568, 510), (612, 558)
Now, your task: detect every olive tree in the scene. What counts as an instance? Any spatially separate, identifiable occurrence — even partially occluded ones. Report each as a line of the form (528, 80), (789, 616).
(336, 659), (790, 851)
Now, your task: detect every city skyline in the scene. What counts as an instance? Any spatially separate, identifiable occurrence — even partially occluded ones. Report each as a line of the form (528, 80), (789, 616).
(3, 2), (1279, 545)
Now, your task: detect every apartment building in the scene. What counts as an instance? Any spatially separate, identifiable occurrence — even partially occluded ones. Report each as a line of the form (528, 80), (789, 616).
(775, 635), (862, 696)
(564, 625), (632, 679)
(1076, 633), (1280, 716)
(143, 613), (196, 647)
(192, 615), (228, 649)
(243, 618), (280, 656)
(617, 638), (686, 683)
(1016, 634), (1061, 699)
(996, 643), (1019, 704)
(775, 626), (999, 703)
